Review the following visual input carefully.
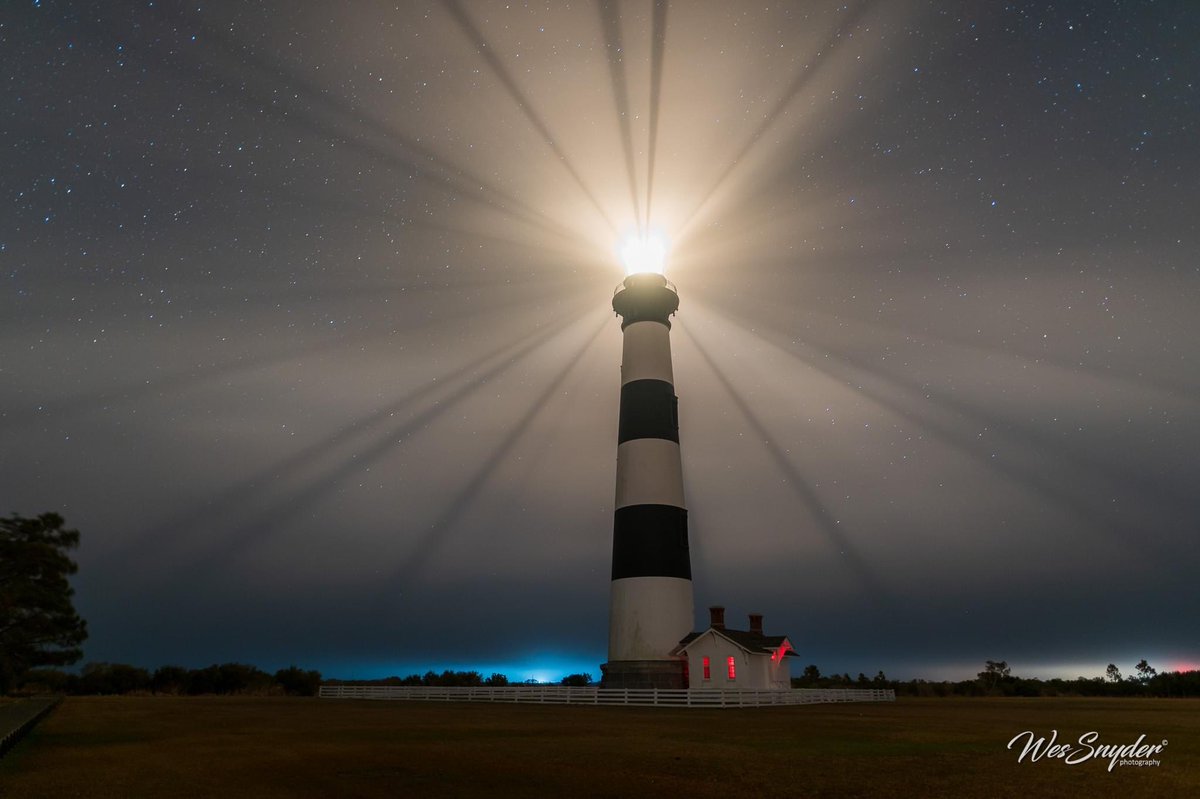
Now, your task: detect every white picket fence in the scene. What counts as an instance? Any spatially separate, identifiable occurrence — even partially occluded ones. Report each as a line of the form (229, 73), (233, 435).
(0, 696), (61, 758)
(318, 685), (894, 707)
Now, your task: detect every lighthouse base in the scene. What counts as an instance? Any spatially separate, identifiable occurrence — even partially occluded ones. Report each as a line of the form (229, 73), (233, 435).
(599, 659), (688, 690)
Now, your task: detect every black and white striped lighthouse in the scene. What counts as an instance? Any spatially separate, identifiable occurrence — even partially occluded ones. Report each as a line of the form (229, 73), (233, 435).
(600, 269), (694, 689)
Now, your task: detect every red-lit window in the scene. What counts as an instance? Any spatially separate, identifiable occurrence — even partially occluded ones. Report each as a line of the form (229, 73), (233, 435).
(702, 656), (711, 680)
(727, 656), (736, 680)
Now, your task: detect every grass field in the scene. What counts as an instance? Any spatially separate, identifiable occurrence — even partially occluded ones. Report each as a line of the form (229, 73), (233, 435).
(0, 696), (1195, 797)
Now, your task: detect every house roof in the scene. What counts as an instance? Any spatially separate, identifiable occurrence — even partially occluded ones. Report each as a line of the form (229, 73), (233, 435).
(674, 628), (795, 657)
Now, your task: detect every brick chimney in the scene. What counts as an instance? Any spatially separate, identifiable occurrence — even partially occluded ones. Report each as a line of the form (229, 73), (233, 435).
(748, 613), (763, 635)
(709, 606), (725, 630)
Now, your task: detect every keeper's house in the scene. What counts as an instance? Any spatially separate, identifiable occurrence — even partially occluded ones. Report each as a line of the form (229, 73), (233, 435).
(674, 606), (795, 690)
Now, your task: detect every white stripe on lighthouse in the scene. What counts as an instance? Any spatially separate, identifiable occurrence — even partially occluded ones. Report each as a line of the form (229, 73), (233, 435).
(621, 320), (674, 385)
(609, 576), (695, 662)
(615, 438), (686, 509)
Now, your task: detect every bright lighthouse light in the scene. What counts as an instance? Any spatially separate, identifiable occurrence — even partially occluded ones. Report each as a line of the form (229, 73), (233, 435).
(619, 233), (667, 276)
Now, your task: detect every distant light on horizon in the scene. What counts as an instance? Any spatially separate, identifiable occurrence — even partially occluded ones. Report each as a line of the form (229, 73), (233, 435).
(320, 652), (605, 683)
(619, 232), (668, 276)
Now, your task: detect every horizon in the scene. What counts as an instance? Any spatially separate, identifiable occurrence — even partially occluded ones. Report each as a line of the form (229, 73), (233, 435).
(47, 652), (1199, 688)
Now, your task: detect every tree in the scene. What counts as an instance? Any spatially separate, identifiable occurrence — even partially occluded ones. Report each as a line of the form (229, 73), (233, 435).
(560, 673), (593, 687)
(1105, 663), (1122, 683)
(792, 664), (821, 688)
(79, 662), (151, 695)
(152, 665), (191, 695)
(978, 660), (1011, 692)
(1135, 659), (1157, 684)
(274, 666), (323, 696)
(0, 513), (88, 693)
(187, 663), (273, 695)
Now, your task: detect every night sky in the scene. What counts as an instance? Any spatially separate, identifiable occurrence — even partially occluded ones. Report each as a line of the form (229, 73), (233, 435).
(3, 0), (1197, 683)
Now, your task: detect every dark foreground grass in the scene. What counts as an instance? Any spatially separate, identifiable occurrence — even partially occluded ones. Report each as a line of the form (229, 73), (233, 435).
(0, 696), (1195, 797)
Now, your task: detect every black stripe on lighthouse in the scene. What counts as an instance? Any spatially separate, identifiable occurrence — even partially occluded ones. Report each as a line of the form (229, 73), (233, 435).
(612, 505), (691, 579)
(617, 379), (679, 443)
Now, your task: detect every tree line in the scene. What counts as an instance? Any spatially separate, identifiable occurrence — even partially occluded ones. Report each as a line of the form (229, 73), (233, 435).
(17, 660), (1200, 698)
(326, 670), (513, 688)
(16, 663), (324, 697)
(791, 659), (1200, 697)
(10, 666), (593, 696)
(325, 670), (595, 687)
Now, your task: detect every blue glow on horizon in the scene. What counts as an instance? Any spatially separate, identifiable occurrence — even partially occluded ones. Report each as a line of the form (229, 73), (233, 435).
(316, 651), (605, 684)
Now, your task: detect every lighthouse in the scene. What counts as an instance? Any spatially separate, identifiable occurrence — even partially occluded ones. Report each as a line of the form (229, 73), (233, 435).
(601, 236), (694, 690)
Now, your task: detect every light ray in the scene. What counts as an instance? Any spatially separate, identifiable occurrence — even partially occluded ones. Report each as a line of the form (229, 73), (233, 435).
(385, 315), (609, 593)
(677, 319), (890, 605)
(674, 0), (877, 246)
(598, 0), (643, 235)
(690, 296), (1183, 571)
(644, 0), (669, 232)
(443, 0), (619, 238)
(130, 6), (592, 251)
